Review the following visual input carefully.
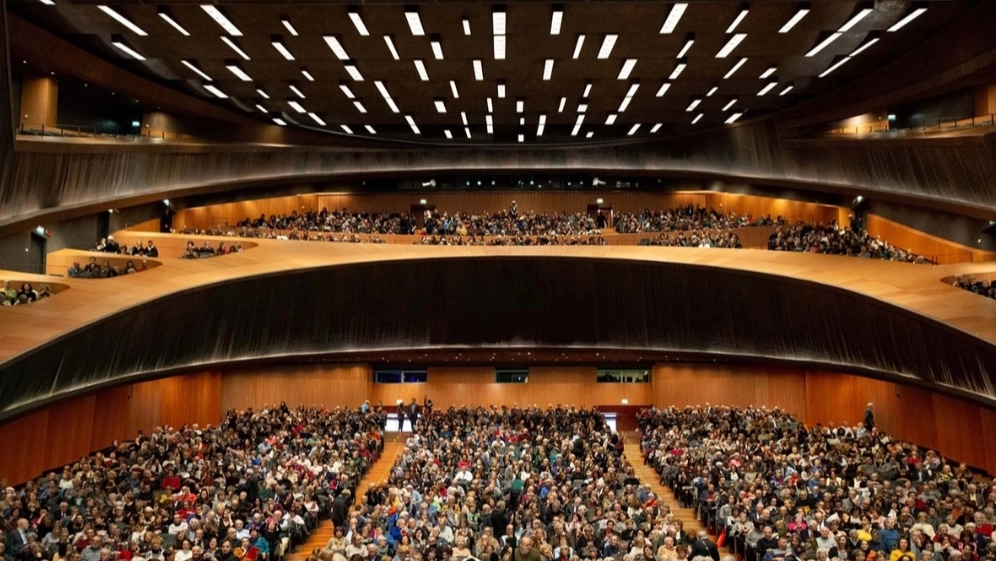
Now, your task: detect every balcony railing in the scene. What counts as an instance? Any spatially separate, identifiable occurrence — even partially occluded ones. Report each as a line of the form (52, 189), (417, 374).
(17, 122), (195, 141)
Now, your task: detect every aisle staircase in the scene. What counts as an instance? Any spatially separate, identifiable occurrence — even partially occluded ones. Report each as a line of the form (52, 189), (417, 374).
(623, 438), (733, 557)
(288, 434), (407, 561)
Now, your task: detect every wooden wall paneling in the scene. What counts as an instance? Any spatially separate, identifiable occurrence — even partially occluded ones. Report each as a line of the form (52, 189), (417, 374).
(89, 385), (132, 450)
(980, 408), (996, 474)
(0, 409), (50, 485)
(220, 364), (370, 411)
(889, 384), (940, 452)
(866, 214), (995, 264)
(157, 372), (222, 429)
(127, 218), (162, 233)
(930, 392), (989, 470)
(43, 394), (96, 470)
(46, 249), (162, 277)
(126, 379), (164, 435)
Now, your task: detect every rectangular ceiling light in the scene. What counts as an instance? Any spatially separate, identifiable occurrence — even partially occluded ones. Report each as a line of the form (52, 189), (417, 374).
(660, 3), (688, 33)
(779, 84), (794, 96)
(716, 33), (746, 58)
(288, 100), (306, 113)
(473, 60), (484, 80)
(111, 37), (146, 60)
(493, 8), (506, 35)
(465, 127), (471, 138)
(272, 37), (295, 60)
(444, 129), (453, 139)
(686, 98), (701, 111)
(578, 103), (588, 113)
(301, 69), (315, 81)
(550, 8), (563, 35)
(726, 4), (749, 33)
(340, 83), (355, 99)
(625, 82), (640, 98)
(431, 38), (444, 59)
(722, 98), (737, 111)
(342, 124), (354, 134)
(516, 99), (524, 113)
(839, 7), (873, 32)
(226, 64), (252, 81)
(273, 118), (287, 126)
(406, 115), (420, 134)
(559, 97), (567, 112)
(487, 97), (494, 112)
(677, 34), (695, 58)
(656, 82), (671, 97)
(605, 114), (617, 125)
(201, 5), (242, 36)
(850, 36), (880, 57)
(99, 6), (149, 36)
(818, 56), (850, 78)
(627, 123), (640, 136)
(222, 36), (251, 60)
(497, 80), (507, 98)
(517, 134), (524, 143)
(451, 81), (460, 98)
(281, 17), (299, 37)
(181, 60), (212, 81)
(354, 101), (367, 113)
(543, 59), (555, 80)
(374, 81), (400, 112)
(779, 4), (811, 33)
(723, 56), (748, 79)
(348, 9), (370, 36)
(405, 9), (425, 36)
(571, 115), (584, 136)
(618, 58), (637, 80)
(725, 112), (743, 124)
(888, 7), (927, 32)
(463, 17), (471, 35)
(583, 81), (592, 98)
(486, 114), (494, 133)
(493, 36), (506, 60)
(345, 63), (364, 81)
(757, 80), (778, 96)
(414, 60), (429, 81)
(434, 99), (447, 113)
(159, 9), (191, 36)
(806, 32), (841, 57)
(537, 114), (547, 136)
(586, 131), (594, 138)
(760, 66), (777, 79)
(256, 87), (270, 99)
(461, 111), (468, 125)
(669, 59), (687, 79)
(692, 113), (703, 124)
(706, 85), (718, 97)
(289, 84), (306, 98)
(597, 34), (618, 59)
(255, 104), (267, 113)
(324, 36), (350, 60)
(573, 34), (585, 59)
(308, 112), (326, 126)
(366, 125), (377, 134)
(618, 97), (632, 112)
(203, 84), (228, 98)
(651, 123), (663, 133)
(383, 35), (400, 60)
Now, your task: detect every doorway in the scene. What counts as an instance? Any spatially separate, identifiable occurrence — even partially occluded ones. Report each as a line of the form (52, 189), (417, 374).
(28, 233), (46, 274)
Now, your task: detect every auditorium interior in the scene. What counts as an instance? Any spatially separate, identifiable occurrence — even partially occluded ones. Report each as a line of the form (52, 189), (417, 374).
(3, 1), (996, 561)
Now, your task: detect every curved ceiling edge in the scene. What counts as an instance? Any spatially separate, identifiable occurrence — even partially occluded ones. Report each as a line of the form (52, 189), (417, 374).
(1, 256), (994, 421)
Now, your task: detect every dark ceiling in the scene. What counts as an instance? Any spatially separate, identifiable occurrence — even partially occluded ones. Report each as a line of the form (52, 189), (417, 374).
(7, 0), (974, 144)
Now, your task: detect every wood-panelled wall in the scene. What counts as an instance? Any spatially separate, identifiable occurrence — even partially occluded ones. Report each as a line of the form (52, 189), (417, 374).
(0, 372), (220, 486)
(220, 364), (371, 411)
(171, 192), (842, 232)
(46, 249), (163, 277)
(866, 214), (996, 264)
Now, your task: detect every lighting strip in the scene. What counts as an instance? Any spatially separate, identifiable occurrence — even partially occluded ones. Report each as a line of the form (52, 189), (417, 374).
(537, 114), (547, 136)
(414, 60), (429, 81)
(340, 83), (356, 99)
(686, 98), (701, 112)
(255, 104), (267, 113)
(465, 127), (471, 138)
(550, 8), (563, 35)
(692, 113), (703, 124)
(451, 81), (460, 98)
(383, 36), (400, 60)
(342, 125), (354, 134)
(651, 123), (663, 133)
(203, 84), (227, 98)
(486, 115), (494, 134)
(374, 81), (401, 113)
(760, 66), (777, 79)
(806, 32), (841, 57)
(111, 37), (146, 60)
(289, 84), (306, 99)
(281, 17), (299, 36)
(473, 60), (484, 80)
(779, 84), (794, 96)
(597, 34), (618, 59)
(849, 35), (880, 57)
(660, 3), (688, 34)
(431, 38), (444, 60)
(677, 34), (695, 58)
(586, 131), (594, 139)
(444, 130), (453, 139)
(516, 99), (524, 113)
(366, 125), (377, 134)
(405, 9), (425, 36)
(618, 58), (637, 80)
(757, 81), (778, 96)
(517, 134), (524, 143)
(434, 99), (447, 113)
(888, 7), (927, 32)
(571, 115), (584, 136)
(99, 6), (148, 36)
(273, 118), (286, 126)
(354, 101), (367, 113)
(627, 124), (640, 136)
(324, 36), (350, 60)
(716, 33), (746, 58)
(559, 97), (567, 112)
(656, 82), (671, 97)
(461, 112), (468, 125)
(226, 64), (252, 81)
(494, 36), (507, 60)
(543, 59), (555, 80)
(463, 17), (471, 35)
(706, 86), (718, 97)
(288, 100), (306, 113)
(405, 115), (420, 134)
(256, 87), (270, 99)
(493, 8), (506, 35)
(308, 112), (326, 126)
(779, 4), (810, 33)
(181, 60), (212, 81)
(578, 103), (587, 113)
(221, 36), (251, 61)
(159, 9), (191, 36)
(723, 57), (748, 79)
(726, 4), (749, 34)
(573, 34), (585, 59)
(487, 98), (494, 112)
(301, 69), (315, 82)
(605, 114), (617, 125)
(725, 112), (743, 124)
(348, 9), (370, 36)
(818, 56), (850, 78)
(344, 62), (364, 81)
(839, 7), (873, 32)
(583, 81), (592, 98)
(200, 5), (242, 36)
(669, 58), (687, 80)
(272, 37), (295, 61)
(498, 80), (507, 98)
(722, 99), (737, 111)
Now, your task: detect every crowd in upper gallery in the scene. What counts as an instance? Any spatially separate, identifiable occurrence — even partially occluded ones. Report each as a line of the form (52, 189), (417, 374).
(639, 405), (996, 561)
(95, 237), (160, 258)
(0, 280), (51, 305)
(951, 276), (996, 301)
(767, 224), (927, 263)
(0, 405), (384, 561)
(68, 257), (151, 278)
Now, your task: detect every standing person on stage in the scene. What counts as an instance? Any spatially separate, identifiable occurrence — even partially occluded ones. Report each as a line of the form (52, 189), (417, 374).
(408, 398), (420, 430)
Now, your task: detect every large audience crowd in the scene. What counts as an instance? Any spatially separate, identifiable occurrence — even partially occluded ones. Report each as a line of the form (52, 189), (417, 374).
(95, 237), (161, 259)
(767, 223), (927, 263)
(639, 406), (996, 561)
(68, 257), (151, 279)
(613, 209), (782, 234)
(951, 276), (996, 301)
(0, 405), (384, 561)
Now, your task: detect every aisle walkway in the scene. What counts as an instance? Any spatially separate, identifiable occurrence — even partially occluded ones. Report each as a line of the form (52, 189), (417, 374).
(623, 438), (732, 556)
(289, 435), (406, 561)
